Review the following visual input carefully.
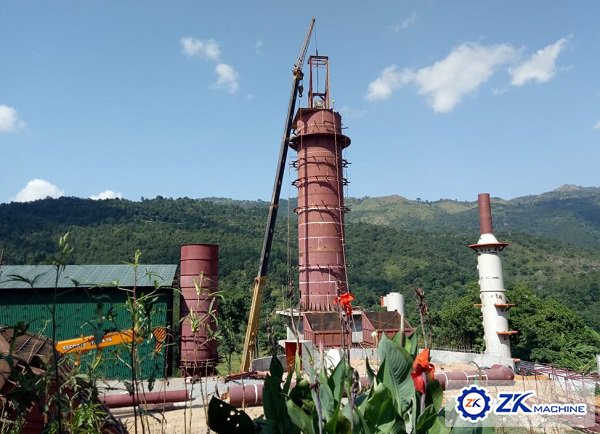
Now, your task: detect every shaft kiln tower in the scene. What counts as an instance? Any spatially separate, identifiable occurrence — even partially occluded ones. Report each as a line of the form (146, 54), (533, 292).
(291, 56), (351, 311)
(469, 194), (516, 359)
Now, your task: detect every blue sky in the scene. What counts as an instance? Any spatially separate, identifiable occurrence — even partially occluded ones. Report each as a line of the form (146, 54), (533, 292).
(1, 1), (599, 203)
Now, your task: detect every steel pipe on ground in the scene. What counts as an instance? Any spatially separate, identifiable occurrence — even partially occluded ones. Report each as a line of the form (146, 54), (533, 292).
(101, 390), (191, 408)
(227, 365), (514, 407)
(228, 383), (264, 407)
(435, 365), (514, 390)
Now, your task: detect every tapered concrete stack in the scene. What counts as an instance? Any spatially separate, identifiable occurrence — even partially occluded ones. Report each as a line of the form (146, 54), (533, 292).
(469, 194), (516, 359)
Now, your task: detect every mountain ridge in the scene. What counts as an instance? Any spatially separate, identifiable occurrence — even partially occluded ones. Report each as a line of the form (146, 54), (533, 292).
(1, 186), (599, 332)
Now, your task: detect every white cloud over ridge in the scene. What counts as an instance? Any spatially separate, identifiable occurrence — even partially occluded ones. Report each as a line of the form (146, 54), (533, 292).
(181, 36), (241, 94)
(365, 66), (408, 102)
(390, 13), (417, 32)
(0, 105), (25, 133)
(14, 179), (64, 202)
(215, 63), (239, 93)
(366, 43), (517, 112)
(338, 105), (367, 119)
(255, 39), (264, 55)
(90, 190), (123, 200)
(181, 37), (221, 60)
(510, 38), (568, 86)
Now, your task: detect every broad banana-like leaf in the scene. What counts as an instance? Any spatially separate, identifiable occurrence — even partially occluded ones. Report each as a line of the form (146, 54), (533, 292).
(207, 396), (254, 434)
(261, 356), (300, 434)
(327, 357), (347, 406)
(415, 404), (438, 433)
(286, 399), (317, 434)
(378, 334), (415, 415)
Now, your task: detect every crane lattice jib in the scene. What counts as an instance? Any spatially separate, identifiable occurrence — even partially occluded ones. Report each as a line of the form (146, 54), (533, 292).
(240, 18), (315, 373)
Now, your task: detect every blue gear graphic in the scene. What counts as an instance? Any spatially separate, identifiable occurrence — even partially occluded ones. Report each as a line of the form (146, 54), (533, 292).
(456, 385), (492, 422)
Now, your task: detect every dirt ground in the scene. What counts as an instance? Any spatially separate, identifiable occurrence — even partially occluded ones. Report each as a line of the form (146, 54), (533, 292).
(109, 366), (598, 433)
(111, 404), (266, 434)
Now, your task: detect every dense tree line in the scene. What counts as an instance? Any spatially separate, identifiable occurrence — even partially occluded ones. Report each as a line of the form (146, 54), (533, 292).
(1, 194), (599, 370)
(430, 284), (600, 372)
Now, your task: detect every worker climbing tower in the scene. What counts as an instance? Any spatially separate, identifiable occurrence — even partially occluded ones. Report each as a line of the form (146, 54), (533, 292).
(291, 56), (351, 311)
(469, 193), (516, 360)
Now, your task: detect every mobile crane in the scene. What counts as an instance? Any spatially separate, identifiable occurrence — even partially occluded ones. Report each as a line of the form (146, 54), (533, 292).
(240, 18), (315, 372)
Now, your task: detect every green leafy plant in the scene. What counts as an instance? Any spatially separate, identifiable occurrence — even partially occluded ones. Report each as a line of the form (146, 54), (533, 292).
(0, 234), (121, 434)
(208, 332), (450, 434)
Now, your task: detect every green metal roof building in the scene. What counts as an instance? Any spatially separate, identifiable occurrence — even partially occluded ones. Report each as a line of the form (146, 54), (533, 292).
(0, 264), (177, 380)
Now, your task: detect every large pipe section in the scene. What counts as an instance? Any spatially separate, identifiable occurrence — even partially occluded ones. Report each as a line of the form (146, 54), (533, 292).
(290, 56), (351, 311)
(228, 383), (264, 407)
(435, 364), (514, 389)
(101, 390), (191, 408)
(469, 194), (514, 360)
(226, 365), (514, 407)
(179, 244), (219, 376)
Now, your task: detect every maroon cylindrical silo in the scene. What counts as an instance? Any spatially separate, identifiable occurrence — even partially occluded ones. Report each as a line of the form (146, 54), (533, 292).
(179, 244), (219, 376)
(291, 108), (351, 311)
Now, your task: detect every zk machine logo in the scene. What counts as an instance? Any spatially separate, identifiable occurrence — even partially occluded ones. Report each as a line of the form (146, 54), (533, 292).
(456, 386), (588, 423)
(456, 385), (493, 422)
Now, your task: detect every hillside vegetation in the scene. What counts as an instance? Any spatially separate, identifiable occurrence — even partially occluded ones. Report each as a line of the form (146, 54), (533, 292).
(347, 185), (600, 250)
(1, 186), (599, 368)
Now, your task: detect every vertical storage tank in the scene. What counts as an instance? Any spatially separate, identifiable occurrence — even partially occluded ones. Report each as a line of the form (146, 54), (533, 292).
(179, 244), (219, 376)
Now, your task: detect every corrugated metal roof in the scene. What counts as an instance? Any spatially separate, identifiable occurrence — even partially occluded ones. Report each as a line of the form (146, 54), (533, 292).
(0, 265), (177, 289)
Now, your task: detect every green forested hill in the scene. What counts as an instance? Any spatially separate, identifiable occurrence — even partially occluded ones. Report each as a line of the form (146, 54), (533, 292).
(1, 189), (599, 368)
(347, 185), (600, 250)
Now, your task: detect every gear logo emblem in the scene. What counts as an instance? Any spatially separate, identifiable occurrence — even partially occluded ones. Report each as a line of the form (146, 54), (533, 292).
(456, 385), (492, 422)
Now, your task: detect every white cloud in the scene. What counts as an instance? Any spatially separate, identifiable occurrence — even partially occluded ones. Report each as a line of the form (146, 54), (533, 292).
(0, 105), (26, 133)
(389, 13), (417, 32)
(181, 37), (241, 93)
(365, 65), (410, 101)
(215, 63), (239, 93)
(594, 120), (600, 130)
(255, 39), (264, 55)
(14, 179), (64, 202)
(510, 38), (568, 86)
(338, 105), (367, 119)
(181, 37), (221, 61)
(366, 42), (517, 112)
(90, 190), (123, 200)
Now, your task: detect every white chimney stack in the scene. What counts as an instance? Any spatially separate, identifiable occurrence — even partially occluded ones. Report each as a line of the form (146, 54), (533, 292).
(469, 193), (516, 360)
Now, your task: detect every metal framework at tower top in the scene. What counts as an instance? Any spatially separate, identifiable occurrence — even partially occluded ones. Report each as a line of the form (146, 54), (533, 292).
(308, 55), (330, 109)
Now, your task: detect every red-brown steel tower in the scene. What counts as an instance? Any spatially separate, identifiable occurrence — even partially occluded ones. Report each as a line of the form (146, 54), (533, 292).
(290, 56), (351, 311)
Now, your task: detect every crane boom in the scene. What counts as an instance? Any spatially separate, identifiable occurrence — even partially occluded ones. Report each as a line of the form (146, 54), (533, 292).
(56, 327), (168, 355)
(240, 18), (315, 372)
